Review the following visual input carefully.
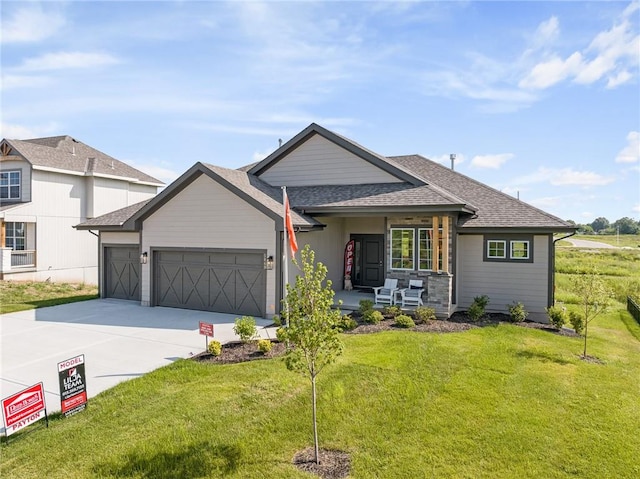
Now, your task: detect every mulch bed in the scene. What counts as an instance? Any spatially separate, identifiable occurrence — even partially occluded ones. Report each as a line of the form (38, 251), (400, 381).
(190, 340), (286, 364)
(292, 447), (351, 479)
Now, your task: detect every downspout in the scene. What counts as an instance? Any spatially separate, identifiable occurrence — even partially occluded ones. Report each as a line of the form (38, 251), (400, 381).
(550, 231), (577, 306)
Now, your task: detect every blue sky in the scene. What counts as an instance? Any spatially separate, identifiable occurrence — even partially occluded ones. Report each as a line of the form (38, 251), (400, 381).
(2, 0), (638, 224)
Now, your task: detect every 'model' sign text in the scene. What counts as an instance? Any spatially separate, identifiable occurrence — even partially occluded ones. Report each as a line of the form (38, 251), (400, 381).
(2, 383), (47, 436)
(58, 354), (87, 417)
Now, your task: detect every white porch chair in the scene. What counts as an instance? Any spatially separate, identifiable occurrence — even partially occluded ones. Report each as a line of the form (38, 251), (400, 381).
(372, 278), (398, 305)
(400, 279), (424, 307)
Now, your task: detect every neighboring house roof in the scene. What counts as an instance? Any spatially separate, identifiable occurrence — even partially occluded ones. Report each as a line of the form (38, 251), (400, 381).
(2, 136), (164, 186)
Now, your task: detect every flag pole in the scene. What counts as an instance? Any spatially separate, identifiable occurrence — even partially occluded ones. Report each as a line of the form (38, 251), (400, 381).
(282, 186), (289, 327)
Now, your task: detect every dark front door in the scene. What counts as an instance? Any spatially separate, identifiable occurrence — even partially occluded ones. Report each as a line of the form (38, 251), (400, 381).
(351, 234), (384, 287)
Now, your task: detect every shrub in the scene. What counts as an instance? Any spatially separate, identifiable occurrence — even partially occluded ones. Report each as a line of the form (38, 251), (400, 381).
(234, 316), (258, 343)
(382, 305), (402, 318)
(363, 309), (384, 324)
(569, 310), (584, 335)
(508, 302), (528, 323)
(207, 340), (222, 356)
(335, 315), (358, 332)
(359, 299), (374, 314)
(414, 306), (436, 323)
(546, 305), (567, 329)
(468, 295), (490, 322)
(276, 326), (287, 343)
(394, 314), (415, 328)
(257, 339), (272, 354)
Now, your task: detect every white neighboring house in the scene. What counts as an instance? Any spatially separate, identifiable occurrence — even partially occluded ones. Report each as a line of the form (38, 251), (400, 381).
(0, 136), (163, 284)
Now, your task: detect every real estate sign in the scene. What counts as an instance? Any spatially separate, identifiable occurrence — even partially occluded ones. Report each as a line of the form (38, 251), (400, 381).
(2, 382), (47, 436)
(58, 354), (87, 417)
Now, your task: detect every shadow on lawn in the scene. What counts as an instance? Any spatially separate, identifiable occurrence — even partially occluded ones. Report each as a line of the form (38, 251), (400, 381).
(516, 349), (573, 365)
(93, 442), (241, 478)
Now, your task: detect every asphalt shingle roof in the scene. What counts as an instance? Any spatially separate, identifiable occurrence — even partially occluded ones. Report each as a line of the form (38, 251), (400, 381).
(4, 136), (163, 185)
(390, 155), (572, 229)
(76, 200), (151, 229)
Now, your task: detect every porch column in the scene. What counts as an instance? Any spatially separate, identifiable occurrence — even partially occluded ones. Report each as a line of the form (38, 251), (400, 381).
(432, 216), (439, 272)
(0, 247), (11, 273)
(442, 216), (449, 273)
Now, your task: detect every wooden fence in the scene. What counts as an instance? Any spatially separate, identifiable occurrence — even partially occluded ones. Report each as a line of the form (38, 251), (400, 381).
(628, 296), (640, 325)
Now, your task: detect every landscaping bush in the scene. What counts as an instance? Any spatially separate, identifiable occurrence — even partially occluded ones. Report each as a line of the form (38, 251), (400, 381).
(257, 339), (272, 354)
(569, 310), (584, 335)
(468, 295), (490, 321)
(234, 316), (258, 343)
(508, 302), (528, 323)
(546, 305), (567, 329)
(394, 314), (415, 328)
(359, 299), (374, 314)
(207, 340), (222, 356)
(335, 314), (358, 332)
(414, 306), (436, 323)
(363, 309), (384, 324)
(382, 305), (402, 318)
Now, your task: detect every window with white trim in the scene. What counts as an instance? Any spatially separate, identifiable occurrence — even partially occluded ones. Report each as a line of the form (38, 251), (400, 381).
(418, 228), (443, 271)
(5, 222), (25, 250)
(0, 171), (21, 200)
(487, 240), (506, 259)
(390, 228), (414, 270)
(510, 240), (530, 260)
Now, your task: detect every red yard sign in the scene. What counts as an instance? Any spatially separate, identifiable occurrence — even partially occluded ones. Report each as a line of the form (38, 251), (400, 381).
(199, 322), (214, 337)
(2, 382), (47, 436)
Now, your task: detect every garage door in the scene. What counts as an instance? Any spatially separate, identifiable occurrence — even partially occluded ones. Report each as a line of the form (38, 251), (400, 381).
(104, 246), (140, 301)
(154, 250), (266, 317)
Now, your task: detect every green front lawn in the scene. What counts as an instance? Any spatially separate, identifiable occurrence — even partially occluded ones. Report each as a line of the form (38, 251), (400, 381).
(2, 312), (639, 478)
(0, 281), (98, 314)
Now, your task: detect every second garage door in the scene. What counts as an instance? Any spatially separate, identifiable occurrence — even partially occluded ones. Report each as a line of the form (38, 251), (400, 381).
(154, 250), (266, 317)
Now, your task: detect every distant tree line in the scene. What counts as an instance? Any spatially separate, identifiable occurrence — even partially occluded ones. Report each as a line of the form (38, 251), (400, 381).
(566, 216), (640, 235)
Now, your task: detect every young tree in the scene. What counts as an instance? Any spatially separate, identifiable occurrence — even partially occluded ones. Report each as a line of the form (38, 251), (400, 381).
(572, 264), (612, 358)
(278, 245), (343, 465)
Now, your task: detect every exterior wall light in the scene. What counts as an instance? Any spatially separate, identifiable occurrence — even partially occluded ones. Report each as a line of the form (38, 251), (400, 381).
(140, 252), (148, 264)
(265, 255), (274, 270)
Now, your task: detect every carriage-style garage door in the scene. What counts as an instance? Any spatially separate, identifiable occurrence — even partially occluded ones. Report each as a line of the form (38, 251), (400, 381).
(154, 250), (266, 317)
(104, 246), (140, 301)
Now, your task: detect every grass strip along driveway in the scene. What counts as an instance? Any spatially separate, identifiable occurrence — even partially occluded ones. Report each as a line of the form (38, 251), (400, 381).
(0, 281), (98, 314)
(1, 311), (638, 478)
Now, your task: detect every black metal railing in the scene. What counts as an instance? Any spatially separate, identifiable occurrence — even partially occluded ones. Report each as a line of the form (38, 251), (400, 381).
(628, 296), (640, 325)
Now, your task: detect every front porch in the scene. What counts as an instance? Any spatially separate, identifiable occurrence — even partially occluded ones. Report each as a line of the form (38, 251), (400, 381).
(0, 247), (36, 275)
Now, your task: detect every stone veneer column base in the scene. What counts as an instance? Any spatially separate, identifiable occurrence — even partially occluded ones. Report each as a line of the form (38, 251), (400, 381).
(425, 273), (453, 319)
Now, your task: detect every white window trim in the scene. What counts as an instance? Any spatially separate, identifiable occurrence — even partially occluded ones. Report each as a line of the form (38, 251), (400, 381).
(418, 228), (444, 272)
(390, 228), (415, 271)
(510, 240), (530, 260)
(487, 240), (507, 259)
(0, 170), (21, 200)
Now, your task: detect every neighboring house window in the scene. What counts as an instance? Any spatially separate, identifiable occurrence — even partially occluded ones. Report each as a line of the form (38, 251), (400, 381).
(418, 228), (443, 271)
(391, 228), (414, 270)
(0, 171), (21, 200)
(484, 235), (534, 263)
(487, 240), (506, 259)
(510, 240), (530, 260)
(5, 222), (25, 250)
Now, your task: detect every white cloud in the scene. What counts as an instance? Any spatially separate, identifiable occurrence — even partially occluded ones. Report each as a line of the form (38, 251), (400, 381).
(0, 122), (59, 139)
(17, 52), (121, 72)
(633, 203), (640, 213)
(252, 148), (275, 163)
(470, 153), (514, 169)
(533, 16), (560, 47)
(515, 167), (616, 186)
(128, 163), (181, 186)
(520, 3), (639, 90)
(615, 131), (640, 163)
(0, 75), (50, 90)
(1, 5), (65, 43)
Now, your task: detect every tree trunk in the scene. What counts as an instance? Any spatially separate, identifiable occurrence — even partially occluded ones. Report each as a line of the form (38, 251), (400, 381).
(583, 316), (588, 357)
(312, 374), (319, 464)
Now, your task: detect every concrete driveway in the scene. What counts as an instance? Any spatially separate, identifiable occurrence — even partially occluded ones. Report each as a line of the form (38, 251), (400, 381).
(1, 299), (276, 429)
